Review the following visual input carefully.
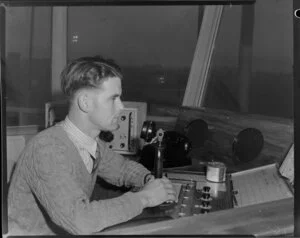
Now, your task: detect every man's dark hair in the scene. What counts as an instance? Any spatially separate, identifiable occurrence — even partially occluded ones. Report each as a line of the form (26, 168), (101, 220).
(61, 56), (123, 100)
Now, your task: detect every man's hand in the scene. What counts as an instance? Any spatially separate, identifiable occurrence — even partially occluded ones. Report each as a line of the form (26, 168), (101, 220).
(137, 176), (176, 208)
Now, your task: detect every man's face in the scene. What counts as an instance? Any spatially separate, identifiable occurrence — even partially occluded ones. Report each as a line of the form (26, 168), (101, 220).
(88, 76), (124, 131)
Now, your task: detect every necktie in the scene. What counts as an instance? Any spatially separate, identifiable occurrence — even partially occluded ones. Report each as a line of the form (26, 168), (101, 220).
(90, 143), (101, 174)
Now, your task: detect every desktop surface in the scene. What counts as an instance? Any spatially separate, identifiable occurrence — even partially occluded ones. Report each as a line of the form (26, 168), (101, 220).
(99, 167), (293, 236)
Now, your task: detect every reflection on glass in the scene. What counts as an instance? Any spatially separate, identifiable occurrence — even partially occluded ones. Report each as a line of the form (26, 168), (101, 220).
(204, 0), (293, 118)
(67, 6), (199, 106)
(5, 7), (52, 126)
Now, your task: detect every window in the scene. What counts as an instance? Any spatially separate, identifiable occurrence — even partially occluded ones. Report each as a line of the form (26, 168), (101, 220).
(203, 0), (293, 118)
(3, 1), (294, 125)
(5, 7), (52, 126)
(67, 6), (199, 106)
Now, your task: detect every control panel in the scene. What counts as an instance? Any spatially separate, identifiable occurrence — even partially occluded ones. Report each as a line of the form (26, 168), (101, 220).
(103, 172), (233, 232)
(154, 176), (233, 218)
(136, 173), (233, 222)
(107, 108), (138, 154)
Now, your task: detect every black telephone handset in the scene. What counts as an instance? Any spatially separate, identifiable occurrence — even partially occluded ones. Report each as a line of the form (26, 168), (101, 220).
(139, 121), (192, 172)
(162, 130), (191, 167)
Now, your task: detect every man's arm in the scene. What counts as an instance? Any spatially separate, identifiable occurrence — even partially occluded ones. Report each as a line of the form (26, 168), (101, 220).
(28, 138), (145, 234)
(97, 140), (154, 188)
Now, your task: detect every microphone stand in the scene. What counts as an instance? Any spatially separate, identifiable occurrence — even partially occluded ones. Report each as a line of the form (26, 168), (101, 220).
(154, 129), (165, 179)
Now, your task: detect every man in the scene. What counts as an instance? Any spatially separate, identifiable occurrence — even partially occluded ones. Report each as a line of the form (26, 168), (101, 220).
(8, 56), (176, 235)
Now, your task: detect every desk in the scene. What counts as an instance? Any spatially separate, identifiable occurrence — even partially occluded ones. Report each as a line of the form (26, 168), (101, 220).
(100, 105), (294, 236)
(97, 168), (293, 236)
(100, 197), (293, 236)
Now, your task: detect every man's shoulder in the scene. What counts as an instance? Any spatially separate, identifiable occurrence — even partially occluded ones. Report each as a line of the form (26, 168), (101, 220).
(23, 125), (77, 174)
(24, 125), (75, 163)
(29, 124), (70, 147)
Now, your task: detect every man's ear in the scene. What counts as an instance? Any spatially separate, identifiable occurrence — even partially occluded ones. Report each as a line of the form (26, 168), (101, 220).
(77, 91), (91, 113)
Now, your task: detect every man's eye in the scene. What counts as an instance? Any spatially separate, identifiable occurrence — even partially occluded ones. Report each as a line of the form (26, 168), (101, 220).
(111, 97), (119, 102)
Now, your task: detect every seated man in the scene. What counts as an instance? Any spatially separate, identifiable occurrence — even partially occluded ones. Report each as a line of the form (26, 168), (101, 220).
(8, 56), (176, 235)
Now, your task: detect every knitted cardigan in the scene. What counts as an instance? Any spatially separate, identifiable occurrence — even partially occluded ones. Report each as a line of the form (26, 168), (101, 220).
(8, 123), (150, 235)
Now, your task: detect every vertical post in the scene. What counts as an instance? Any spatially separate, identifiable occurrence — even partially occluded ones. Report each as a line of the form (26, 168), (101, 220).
(26, 7), (34, 107)
(0, 5), (8, 234)
(197, 6), (204, 36)
(293, 0), (300, 236)
(51, 7), (67, 100)
(182, 6), (223, 108)
(237, 4), (255, 113)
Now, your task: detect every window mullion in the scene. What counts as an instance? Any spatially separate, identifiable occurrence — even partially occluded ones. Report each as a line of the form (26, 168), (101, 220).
(182, 5), (223, 108)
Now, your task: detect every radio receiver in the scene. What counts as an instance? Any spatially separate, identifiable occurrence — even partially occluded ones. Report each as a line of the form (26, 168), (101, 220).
(107, 108), (137, 154)
(107, 101), (147, 155)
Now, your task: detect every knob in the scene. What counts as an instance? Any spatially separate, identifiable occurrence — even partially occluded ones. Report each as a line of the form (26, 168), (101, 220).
(201, 208), (210, 214)
(201, 193), (211, 200)
(120, 143), (125, 148)
(202, 186), (211, 193)
(121, 116), (126, 121)
(201, 201), (210, 208)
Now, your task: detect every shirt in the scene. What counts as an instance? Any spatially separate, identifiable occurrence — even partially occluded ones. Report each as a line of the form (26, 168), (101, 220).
(62, 116), (97, 173)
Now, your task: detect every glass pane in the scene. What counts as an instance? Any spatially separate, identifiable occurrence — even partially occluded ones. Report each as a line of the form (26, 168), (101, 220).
(68, 6), (199, 108)
(204, 0), (293, 119)
(5, 7), (52, 126)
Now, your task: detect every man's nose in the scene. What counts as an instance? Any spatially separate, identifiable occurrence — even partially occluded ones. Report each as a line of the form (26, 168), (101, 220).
(117, 98), (124, 111)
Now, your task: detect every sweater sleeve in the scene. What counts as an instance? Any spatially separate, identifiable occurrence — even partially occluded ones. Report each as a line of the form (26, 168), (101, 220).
(28, 138), (145, 235)
(97, 141), (151, 188)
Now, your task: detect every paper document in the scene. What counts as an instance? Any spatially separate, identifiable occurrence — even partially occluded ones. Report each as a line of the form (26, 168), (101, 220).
(172, 183), (182, 201)
(231, 164), (293, 208)
(279, 144), (294, 185)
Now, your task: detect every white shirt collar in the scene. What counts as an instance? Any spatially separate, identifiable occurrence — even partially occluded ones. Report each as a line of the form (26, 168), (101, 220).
(62, 116), (98, 157)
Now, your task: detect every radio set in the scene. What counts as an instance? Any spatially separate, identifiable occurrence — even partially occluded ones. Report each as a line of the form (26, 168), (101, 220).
(106, 108), (138, 155)
(100, 101), (147, 155)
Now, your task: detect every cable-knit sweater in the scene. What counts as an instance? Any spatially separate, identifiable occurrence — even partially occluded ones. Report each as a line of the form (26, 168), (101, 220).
(8, 123), (150, 235)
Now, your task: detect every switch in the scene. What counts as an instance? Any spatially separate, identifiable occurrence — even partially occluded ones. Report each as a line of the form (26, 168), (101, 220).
(185, 184), (190, 191)
(178, 207), (186, 217)
(178, 212), (186, 217)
